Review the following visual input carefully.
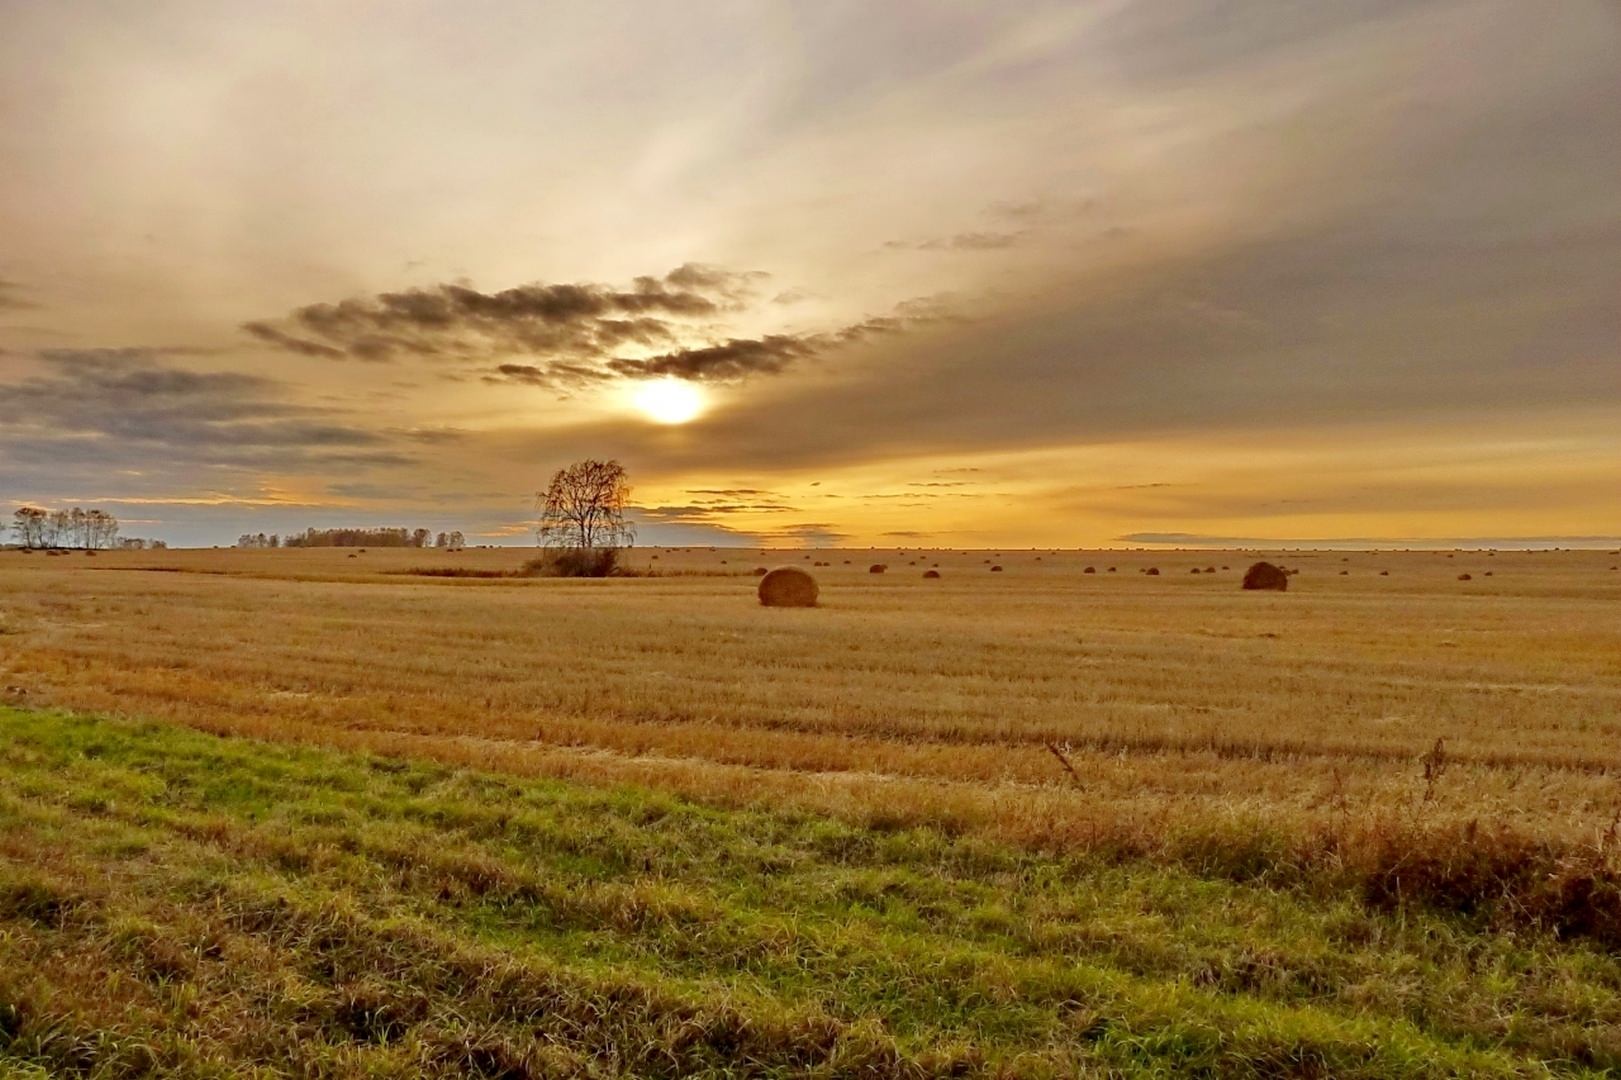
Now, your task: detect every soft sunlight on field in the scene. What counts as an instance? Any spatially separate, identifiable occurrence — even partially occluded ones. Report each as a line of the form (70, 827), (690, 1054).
(3, 544), (1618, 846)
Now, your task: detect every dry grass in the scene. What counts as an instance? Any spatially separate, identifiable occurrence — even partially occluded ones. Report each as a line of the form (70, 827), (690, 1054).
(2, 545), (1619, 896)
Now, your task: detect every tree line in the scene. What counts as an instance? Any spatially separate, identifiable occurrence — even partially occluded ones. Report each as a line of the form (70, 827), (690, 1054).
(237, 527), (466, 549)
(8, 506), (145, 550)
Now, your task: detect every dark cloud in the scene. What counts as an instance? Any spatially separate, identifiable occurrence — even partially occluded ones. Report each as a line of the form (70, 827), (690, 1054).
(0, 350), (407, 487)
(761, 523), (849, 546)
(608, 334), (815, 381)
(243, 264), (762, 364)
(493, 310), (913, 386)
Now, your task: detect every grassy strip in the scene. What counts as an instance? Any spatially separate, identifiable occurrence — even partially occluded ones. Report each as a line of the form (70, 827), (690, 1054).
(1, 707), (1618, 1077)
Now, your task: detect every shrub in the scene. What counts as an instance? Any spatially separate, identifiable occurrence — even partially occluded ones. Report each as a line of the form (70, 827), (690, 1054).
(524, 548), (623, 578)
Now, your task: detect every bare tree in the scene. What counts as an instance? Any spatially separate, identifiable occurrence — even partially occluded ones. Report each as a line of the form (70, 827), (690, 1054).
(46, 509), (70, 549)
(537, 459), (635, 551)
(85, 509), (119, 549)
(11, 507), (47, 549)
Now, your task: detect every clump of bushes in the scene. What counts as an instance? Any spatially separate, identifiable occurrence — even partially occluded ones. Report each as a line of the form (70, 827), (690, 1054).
(522, 548), (627, 578)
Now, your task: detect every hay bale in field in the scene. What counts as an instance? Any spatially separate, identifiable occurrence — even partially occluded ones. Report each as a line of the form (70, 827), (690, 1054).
(1144, 567), (1160, 576)
(752, 567), (769, 576)
(1190, 567), (1201, 574)
(923, 569), (941, 579)
(758, 567), (819, 607)
(1380, 570), (1389, 576)
(1339, 570), (1349, 575)
(1107, 567), (1117, 573)
(868, 564), (887, 574)
(1457, 573), (1472, 581)
(990, 565), (1004, 572)
(1083, 566), (1095, 574)
(1205, 567), (1216, 573)
(1241, 561), (1288, 591)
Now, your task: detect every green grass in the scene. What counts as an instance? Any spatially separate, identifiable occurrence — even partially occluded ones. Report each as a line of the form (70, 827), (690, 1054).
(1, 708), (1618, 1077)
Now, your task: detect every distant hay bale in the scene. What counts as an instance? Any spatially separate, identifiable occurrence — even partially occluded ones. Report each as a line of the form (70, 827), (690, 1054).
(1107, 567), (1117, 573)
(1144, 567), (1160, 576)
(758, 567), (819, 607)
(923, 569), (941, 579)
(1484, 571), (1494, 577)
(1339, 570), (1349, 575)
(1457, 573), (1472, 581)
(1205, 567), (1216, 573)
(1241, 561), (1288, 591)
(752, 567), (768, 576)
(990, 565), (1003, 572)
(1380, 570), (1389, 576)
(868, 564), (887, 574)
(1083, 566), (1095, 574)
(1190, 568), (1201, 574)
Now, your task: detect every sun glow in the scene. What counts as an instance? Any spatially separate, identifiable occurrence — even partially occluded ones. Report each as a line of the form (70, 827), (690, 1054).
(632, 378), (706, 424)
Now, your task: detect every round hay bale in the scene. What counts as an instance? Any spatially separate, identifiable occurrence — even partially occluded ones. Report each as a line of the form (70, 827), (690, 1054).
(1083, 566), (1096, 574)
(868, 564), (887, 574)
(1144, 567), (1160, 576)
(752, 566), (768, 576)
(1190, 567), (1201, 574)
(758, 567), (819, 607)
(1205, 567), (1216, 573)
(1241, 561), (1288, 591)
(1380, 570), (1389, 576)
(1457, 573), (1472, 581)
(1339, 570), (1349, 575)
(1107, 566), (1117, 573)
(990, 565), (1003, 572)
(922, 569), (941, 579)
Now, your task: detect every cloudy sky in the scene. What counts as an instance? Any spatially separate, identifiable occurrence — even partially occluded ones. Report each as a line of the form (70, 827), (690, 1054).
(2, 1), (1618, 548)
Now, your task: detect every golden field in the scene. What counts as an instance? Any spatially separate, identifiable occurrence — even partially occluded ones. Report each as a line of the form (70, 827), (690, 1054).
(3, 543), (1618, 852)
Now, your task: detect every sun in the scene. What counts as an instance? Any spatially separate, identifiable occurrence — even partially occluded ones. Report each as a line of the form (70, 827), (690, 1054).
(632, 377), (705, 424)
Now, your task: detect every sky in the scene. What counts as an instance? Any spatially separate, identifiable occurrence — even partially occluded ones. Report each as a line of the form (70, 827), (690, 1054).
(2, 0), (1618, 549)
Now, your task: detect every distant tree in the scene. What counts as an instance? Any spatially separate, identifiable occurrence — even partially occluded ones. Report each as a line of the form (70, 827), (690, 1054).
(85, 509), (119, 549)
(537, 459), (635, 552)
(411, 527), (432, 548)
(45, 509), (70, 549)
(434, 531), (448, 548)
(11, 507), (47, 549)
(446, 530), (465, 551)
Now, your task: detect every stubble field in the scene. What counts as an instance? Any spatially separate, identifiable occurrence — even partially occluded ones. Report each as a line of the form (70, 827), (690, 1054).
(2, 544), (1619, 1076)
